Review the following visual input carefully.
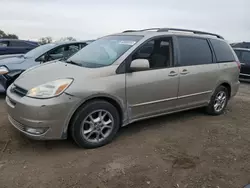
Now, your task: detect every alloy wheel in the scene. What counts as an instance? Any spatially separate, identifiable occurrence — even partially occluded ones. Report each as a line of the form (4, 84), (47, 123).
(214, 91), (227, 112)
(80, 110), (114, 143)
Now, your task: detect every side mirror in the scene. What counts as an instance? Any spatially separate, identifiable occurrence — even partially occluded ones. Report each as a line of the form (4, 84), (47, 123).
(130, 59), (150, 72)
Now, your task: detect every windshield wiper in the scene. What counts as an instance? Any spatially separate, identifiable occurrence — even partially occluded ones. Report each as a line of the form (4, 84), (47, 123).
(65, 60), (82, 66)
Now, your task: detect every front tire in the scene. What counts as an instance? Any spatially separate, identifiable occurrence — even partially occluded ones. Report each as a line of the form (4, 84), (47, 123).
(206, 86), (229, 115)
(70, 100), (120, 148)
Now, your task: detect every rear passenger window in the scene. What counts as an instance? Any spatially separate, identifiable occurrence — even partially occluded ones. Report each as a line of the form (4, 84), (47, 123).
(210, 39), (235, 63)
(9, 41), (33, 47)
(178, 37), (213, 66)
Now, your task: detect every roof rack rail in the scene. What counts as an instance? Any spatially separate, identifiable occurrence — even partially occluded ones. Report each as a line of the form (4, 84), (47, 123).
(122, 30), (138, 33)
(122, 28), (161, 33)
(122, 28), (224, 39)
(157, 28), (224, 39)
(138, 28), (161, 32)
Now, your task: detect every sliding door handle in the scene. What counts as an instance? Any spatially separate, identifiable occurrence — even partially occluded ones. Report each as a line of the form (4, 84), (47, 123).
(168, 71), (178, 77)
(180, 69), (189, 75)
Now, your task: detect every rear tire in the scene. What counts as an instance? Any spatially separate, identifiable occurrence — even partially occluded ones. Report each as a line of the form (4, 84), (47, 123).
(70, 100), (120, 149)
(206, 86), (229, 115)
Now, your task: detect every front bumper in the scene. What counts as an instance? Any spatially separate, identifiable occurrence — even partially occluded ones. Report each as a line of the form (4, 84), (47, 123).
(6, 86), (81, 140)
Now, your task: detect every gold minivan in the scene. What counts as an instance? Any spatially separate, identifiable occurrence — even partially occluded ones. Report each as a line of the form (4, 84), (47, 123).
(6, 28), (240, 148)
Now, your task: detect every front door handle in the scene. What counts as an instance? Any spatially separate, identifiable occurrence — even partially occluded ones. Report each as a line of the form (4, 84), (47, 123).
(180, 69), (189, 75)
(168, 71), (178, 77)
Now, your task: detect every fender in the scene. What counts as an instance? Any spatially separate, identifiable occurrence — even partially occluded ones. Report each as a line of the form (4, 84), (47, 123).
(61, 92), (128, 139)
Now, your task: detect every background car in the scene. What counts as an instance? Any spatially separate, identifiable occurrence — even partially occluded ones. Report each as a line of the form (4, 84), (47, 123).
(231, 42), (250, 49)
(0, 54), (26, 61)
(0, 40), (93, 92)
(234, 48), (250, 81)
(0, 39), (39, 56)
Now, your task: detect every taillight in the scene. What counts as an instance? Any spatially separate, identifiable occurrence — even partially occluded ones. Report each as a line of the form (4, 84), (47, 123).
(236, 61), (241, 70)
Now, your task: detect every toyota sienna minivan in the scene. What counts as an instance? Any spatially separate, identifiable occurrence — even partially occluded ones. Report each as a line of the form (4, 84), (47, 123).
(6, 28), (240, 148)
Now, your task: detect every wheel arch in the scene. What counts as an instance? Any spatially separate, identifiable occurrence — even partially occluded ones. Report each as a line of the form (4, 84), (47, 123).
(63, 94), (126, 138)
(214, 81), (231, 99)
(220, 82), (231, 98)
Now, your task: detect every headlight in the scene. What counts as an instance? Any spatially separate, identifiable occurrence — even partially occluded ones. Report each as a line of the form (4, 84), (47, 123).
(27, 78), (73, 98)
(0, 66), (9, 75)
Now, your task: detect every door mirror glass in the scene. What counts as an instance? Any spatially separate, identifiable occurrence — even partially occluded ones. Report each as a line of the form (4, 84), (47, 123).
(130, 59), (150, 72)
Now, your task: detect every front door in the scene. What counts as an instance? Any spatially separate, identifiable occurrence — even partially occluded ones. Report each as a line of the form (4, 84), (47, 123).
(126, 37), (179, 120)
(176, 36), (219, 108)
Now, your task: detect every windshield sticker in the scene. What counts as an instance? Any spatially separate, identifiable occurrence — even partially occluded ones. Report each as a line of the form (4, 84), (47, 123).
(119, 41), (136, 45)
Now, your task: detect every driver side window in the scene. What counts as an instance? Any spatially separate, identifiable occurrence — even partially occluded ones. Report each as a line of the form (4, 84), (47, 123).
(36, 45), (66, 63)
(50, 46), (64, 55)
(40, 44), (76, 62)
(131, 37), (173, 70)
(48, 44), (81, 60)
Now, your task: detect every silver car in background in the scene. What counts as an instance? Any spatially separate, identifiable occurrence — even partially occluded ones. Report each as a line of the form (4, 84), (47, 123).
(6, 28), (240, 148)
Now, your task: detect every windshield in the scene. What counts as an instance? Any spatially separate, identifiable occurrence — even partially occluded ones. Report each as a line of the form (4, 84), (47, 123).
(24, 43), (56, 58)
(67, 35), (143, 68)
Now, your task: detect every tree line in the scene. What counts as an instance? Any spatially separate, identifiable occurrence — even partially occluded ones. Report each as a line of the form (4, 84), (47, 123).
(0, 29), (76, 44)
(0, 29), (18, 39)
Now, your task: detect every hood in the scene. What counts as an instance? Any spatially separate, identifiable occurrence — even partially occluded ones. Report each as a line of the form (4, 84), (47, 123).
(0, 56), (26, 66)
(14, 61), (117, 90)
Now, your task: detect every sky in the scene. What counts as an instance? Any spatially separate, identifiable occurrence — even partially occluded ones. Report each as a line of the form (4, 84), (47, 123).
(0, 0), (249, 42)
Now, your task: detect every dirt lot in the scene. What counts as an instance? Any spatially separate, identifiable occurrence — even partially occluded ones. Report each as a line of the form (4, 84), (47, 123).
(0, 84), (250, 188)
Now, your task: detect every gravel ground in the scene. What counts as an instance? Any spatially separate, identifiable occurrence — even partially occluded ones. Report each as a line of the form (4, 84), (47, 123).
(0, 84), (250, 188)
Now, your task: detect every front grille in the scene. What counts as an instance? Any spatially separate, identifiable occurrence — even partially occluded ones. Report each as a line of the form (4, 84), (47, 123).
(11, 85), (28, 97)
(8, 115), (25, 131)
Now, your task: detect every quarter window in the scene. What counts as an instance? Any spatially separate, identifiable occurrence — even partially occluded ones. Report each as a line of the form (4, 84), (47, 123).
(178, 37), (213, 66)
(210, 39), (236, 63)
